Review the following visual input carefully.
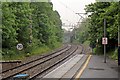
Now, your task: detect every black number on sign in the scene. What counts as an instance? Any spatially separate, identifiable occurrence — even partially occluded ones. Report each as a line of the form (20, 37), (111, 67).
(17, 43), (23, 50)
(18, 45), (22, 48)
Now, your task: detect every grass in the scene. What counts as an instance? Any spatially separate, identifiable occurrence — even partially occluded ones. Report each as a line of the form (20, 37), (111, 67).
(2, 46), (51, 60)
(82, 40), (118, 61)
(2, 43), (62, 61)
(83, 41), (90, 47)
(93, 47), (118, 60)
(31, 46), (51, 56)
(107, 49), (118, 60)
(2, 52), (26, 60)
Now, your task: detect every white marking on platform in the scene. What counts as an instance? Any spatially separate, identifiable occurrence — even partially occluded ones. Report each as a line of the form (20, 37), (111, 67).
(42, 54), (84, 78)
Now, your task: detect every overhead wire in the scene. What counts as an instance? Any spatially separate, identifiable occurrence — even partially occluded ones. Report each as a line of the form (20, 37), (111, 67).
(56, 0), (87, 29)
(57, 0), (76, 14)
(57, 0), (85, 19)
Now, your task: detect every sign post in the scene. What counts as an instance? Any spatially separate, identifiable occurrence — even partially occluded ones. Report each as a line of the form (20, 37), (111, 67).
(118, 20), (120, 65)
(103, 19), (107, 63)
(118, 46), (120, 66)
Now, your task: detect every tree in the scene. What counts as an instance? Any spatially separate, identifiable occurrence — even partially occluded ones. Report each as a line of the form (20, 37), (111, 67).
(2, 2), (63, 59)
(85, 2), (119, 53)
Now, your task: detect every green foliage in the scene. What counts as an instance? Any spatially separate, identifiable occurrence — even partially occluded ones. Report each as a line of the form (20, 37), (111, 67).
(85, 2), (119, 55)
(31, 45), (50, 55)
(93, 46), (103, 55)
(2, 2), (18, 49)
(111, 49), (118, 60)
(75, 18), (90, 44)
(2, 2), (63, 60)
(83, 41), (90, 47)
(107, 49), (118, 60)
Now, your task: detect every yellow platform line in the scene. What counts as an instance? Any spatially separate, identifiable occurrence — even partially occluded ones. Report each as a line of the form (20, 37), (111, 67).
(75, 55), (92, 79)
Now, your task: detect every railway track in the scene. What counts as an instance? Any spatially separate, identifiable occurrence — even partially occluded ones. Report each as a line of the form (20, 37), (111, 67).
(40, 45), (84, 80)
(1, 44), (69, 73)
(1, 44), (79, 80)
(30, 45), (78, 80)
(1, 44), (70, 79)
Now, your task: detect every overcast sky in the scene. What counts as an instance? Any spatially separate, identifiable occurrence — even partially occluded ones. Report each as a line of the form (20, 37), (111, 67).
(51, 0), (95, 30)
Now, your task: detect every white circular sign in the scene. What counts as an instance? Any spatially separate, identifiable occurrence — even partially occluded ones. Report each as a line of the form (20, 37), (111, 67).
(17, 43), (23, 50)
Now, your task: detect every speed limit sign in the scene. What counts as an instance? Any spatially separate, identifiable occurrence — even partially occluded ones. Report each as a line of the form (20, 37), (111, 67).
(17, 43), (23, 50)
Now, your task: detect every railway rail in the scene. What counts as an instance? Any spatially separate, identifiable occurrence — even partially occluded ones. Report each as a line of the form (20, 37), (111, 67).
(40, 45), (85, 80)
(30, 45), (78, 80)
(1, 44), (80, 80)
(1, 44), (70, 79)
(1, 44), (68, 73)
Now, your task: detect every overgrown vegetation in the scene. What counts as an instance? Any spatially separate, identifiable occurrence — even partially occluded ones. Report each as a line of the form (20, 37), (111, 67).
(75, 2), (119, 60)
(2, 2), (63, 60)
(75, 18), (90, 44)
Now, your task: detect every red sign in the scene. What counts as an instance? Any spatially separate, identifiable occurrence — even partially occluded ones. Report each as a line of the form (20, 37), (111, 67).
(102, 37), (108, 45)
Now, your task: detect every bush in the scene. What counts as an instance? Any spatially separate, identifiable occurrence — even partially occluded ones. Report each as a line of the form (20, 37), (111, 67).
(93, 46), (103, 55)
(111, 49), (118, 60)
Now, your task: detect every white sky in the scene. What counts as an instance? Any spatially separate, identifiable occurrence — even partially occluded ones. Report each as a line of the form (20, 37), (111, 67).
(51, 0), (95, 31)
